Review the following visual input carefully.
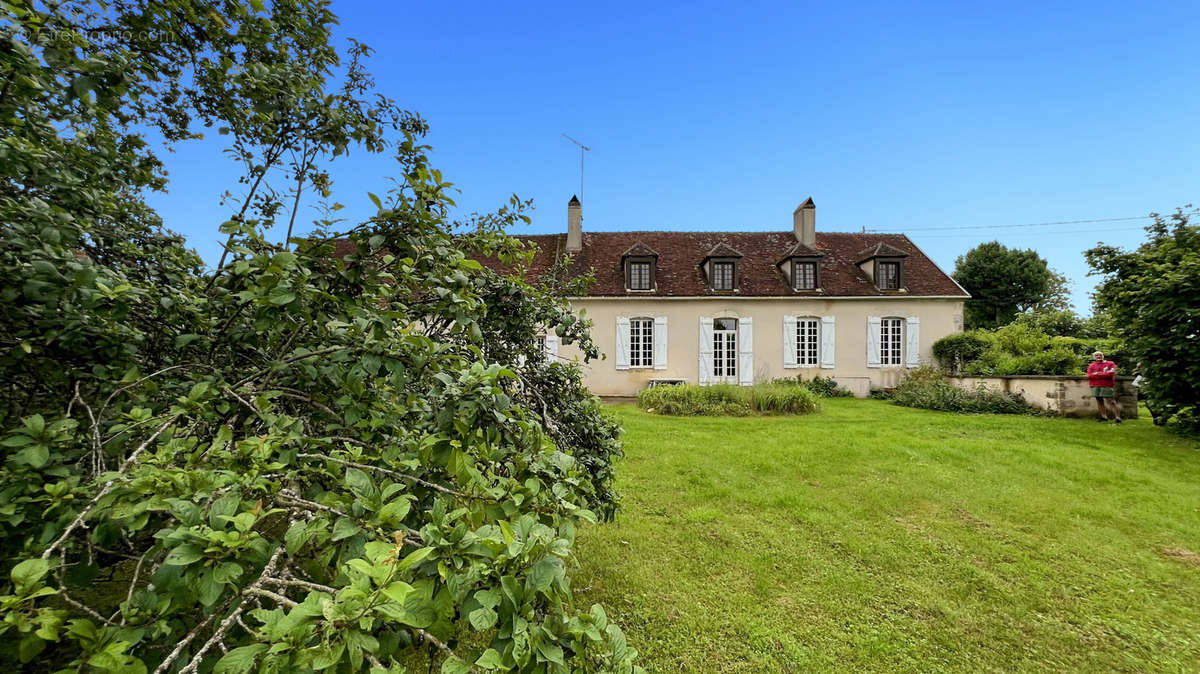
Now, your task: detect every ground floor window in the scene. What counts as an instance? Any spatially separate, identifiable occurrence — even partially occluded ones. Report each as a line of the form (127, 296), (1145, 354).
(630, 317), (654, 368)
(880, 317), (903, 365)
(796, 317), (819, 366)
(713, 317), (738, 379)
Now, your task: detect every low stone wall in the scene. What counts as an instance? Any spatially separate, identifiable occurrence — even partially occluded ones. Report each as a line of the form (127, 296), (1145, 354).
(949, 375), (1138, 419)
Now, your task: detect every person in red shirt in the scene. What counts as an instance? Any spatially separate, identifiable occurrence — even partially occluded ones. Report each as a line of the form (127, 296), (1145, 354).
(1086, 351), (1121, 423)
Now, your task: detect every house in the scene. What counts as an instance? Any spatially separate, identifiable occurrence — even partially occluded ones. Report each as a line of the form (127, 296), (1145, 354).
(504, 196), (968, 397)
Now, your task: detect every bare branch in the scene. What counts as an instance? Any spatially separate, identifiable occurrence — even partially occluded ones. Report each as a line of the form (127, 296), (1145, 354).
(173, 546), (288, 674)
(243, 587), (297, 608)
(297, 452), (478, 500)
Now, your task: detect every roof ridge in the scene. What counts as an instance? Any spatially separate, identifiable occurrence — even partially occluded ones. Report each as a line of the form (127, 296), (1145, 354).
(514, 230), (912, 236)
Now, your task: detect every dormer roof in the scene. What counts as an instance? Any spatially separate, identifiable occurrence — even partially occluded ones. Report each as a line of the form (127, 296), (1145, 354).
(621, 242), (659, 258)
(704, 242), (743, 259)
(779, 241), (826, 262)
(855, 242), (909, 264)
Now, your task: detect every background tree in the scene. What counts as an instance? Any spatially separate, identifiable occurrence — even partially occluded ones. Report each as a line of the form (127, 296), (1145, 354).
(952, 241), (1058, 329)
(0, 1), (640, 671)
(1031, 269), (1072, 313)
(1087, 208), (1200, 432)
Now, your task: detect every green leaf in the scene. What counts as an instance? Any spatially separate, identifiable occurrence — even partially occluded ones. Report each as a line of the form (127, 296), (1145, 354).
(20, 445), (50, 468)
(468, 606), (497, 631)
(331, 517), (360, 541)
(164, 543), (204, 566)
(475, 649), (506, 669)
(284, 520), (308, 555)
(344, 467), (377, 503)
(441, 657), (473, 674)
(381, 581), (414, 603)
(214, 643), (268, 674)
(210, 494), (240, 528)
(397, 546), (434, 571)
(11, 558), (50, 592)
(368, 192), (382, 209)
(536, 640), (564, 666)
(530, 558), (559, 593)
(213, 562), (243, 584)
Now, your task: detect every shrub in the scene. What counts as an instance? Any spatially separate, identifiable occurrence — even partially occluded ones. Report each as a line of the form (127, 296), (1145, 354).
(638, 383), (819, 416)
(802, 376), (855, 398)
(932, 331), (991, 373)
(890, 368), (1040, 415)
(938, 324), (1131, 377)
(770, 375), (855, 397)
(0, 2), (640, 671)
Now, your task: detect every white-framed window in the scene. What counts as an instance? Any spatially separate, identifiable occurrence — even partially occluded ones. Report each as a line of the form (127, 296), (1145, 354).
(713, 317), (738, 379)
(880, 317), (903, 365)
(878, 261), (901, 290)
(796, 317), (819, 367)
(630, 317), (654, 368)
(628, 260), (652, 290)
(535, 335), (546, 354)
(793, 261), (817, 290)
(711, 261), (736, 290)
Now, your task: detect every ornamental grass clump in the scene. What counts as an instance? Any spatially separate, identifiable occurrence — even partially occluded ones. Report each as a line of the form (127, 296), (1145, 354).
(637, 383), (819, 416)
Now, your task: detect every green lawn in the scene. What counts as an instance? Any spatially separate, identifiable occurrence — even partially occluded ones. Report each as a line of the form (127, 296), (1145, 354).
(572, 400), (1200, 672)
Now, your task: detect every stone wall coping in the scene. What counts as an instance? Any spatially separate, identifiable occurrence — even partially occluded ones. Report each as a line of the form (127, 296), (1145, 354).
(951, 374), (1134, 381)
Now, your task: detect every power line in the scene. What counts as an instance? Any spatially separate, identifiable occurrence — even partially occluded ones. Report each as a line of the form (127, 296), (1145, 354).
(869, 209), (1199, 234)
(911, 224), (1151, 239)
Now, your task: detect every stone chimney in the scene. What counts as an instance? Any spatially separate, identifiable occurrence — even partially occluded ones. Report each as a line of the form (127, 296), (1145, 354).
(793, 197), (815, 248)
(566, 195), (582, 252)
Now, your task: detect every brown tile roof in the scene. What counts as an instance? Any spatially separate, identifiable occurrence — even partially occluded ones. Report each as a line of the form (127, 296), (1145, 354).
(484, 230), (968, 298)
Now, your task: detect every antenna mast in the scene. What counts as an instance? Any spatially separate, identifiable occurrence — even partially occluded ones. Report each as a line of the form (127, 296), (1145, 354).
(562, 133), (591, 202)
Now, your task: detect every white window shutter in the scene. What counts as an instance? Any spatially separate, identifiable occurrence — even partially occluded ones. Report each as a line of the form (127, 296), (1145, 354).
(782, 315), (798, 368)
(698, 317), (714, 385)
(653, 316), (668, 370)
(820, 316), (836, 369)
(738, 317), (754, 386)
(867, 316), (882, 368)
(905, 316), (920, 367)
(615, 317), (630, 370)
(544, 332), (559, 360)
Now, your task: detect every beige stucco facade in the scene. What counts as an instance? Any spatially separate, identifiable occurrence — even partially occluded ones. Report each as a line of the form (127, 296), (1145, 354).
(556, 296), (965, 397)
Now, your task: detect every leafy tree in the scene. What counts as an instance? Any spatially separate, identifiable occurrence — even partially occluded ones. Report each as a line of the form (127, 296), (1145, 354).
(1087, 208), (1200, 432)
(0, 1), (639, 672)
(1031, 269), (1072, 313)
(952, 241), (1059, 329)
(1010, 309), (1109, 339)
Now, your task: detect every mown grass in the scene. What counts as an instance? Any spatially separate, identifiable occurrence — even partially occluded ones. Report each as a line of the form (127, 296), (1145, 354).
(572, 399), (1200, 672)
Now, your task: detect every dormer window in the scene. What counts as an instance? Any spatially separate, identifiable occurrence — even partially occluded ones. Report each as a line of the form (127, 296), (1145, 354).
(856, 243), (909, 292)
(877, 260), (902, 290)
(792, 260), (818, 290)
(621, 242), (659, 292)
(628, 259), (653, 290)
(711, 259), (737, 290)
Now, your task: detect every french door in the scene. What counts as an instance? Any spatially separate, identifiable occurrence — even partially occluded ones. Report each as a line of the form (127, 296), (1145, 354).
(712, 318), (738, 383)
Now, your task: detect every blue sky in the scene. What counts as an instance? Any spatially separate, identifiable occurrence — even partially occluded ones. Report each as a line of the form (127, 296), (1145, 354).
(149, 0), (1200, 312)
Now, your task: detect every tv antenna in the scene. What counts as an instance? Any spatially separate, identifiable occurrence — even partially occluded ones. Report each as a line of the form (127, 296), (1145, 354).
(562, 133), (591, 202)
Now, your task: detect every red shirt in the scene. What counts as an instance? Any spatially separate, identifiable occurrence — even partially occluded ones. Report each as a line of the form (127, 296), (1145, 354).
(1087, 360), (1116, 388)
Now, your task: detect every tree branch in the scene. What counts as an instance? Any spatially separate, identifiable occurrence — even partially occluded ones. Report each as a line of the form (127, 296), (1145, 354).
(42, 415), (180, 560)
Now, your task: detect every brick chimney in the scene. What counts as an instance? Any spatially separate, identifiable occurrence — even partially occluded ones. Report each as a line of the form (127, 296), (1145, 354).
(566, 195), (582, 252)
(793, 197), (815, 248)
